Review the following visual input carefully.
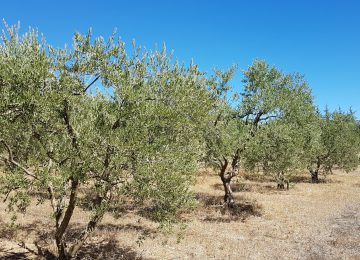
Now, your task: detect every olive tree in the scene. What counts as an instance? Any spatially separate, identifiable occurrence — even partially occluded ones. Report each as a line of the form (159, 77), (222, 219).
(205, 60), (316, 206)
(240, 60), (316, 189)
(306, 109), (359, 183)
(0, 23), (212, 259)
(203, 66), (247, 207)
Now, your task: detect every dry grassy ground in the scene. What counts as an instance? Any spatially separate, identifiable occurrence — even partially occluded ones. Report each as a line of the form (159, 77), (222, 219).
(1, 168), (360, 259)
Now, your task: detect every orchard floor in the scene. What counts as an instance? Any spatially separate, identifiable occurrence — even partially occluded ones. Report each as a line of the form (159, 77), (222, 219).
(1, 169), (360, 260)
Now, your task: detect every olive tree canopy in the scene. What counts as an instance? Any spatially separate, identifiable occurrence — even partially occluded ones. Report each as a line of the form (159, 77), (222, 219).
(0, 23), (212, 259)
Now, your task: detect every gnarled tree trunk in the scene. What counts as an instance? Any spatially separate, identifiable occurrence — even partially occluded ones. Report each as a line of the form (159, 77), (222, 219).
(219, 161), (234, 207)
(219, 151), (240, 208)
(310, 169), (319, 183)
(276, 172), (289, 190)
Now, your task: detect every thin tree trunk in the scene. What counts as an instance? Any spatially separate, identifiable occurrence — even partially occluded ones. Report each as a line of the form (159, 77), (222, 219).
(55, 178), (79, 260)
(68, 210), (104, 258)
(57, 243), (69, 260)
(310, 157), (321, 183)
(66, 146), (114, 258)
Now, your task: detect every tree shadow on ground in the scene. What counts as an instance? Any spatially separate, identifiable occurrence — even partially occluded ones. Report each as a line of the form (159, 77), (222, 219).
(195, 193), (262, 223)
(76, 239), (146, 260)
(0, 220), (153, 260)
(0, 251), (30, 260)
(78, 191), (138, 214)
(288, 174), (312, 183)
(241, 173), (274, 183)
(97, 223), (155, 234)
(241, 172), (342, 184)
(65, 223), (156, 259)
(0, 240), (56, 260)
(0, 219), (18, 240)
(0, 218), (57, 258)
(289, 174), (342, 184)
(212, 182), (276, 194)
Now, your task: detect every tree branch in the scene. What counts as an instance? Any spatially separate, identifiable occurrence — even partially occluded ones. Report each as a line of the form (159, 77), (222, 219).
(68, 191), (109, 258)
(68, 168), (114, 258)
(0, 139), (13, 161)
(0, 139), (38, 180)
(253, 110), (264, 127)
(84, 75), (100, 93)
(32, 130), (70, 166)
(236, 110), (254, 120)
(258, 115), (278, 122)
(3, 187), (20, 202)
(62, 100), (79, 150)
(214, 113), (222, 126)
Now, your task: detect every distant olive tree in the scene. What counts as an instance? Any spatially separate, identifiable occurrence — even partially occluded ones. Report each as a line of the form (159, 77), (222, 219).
(305, 109), (359, 183)
(0, 23), (212, 259)
(240, 60), (316, 189)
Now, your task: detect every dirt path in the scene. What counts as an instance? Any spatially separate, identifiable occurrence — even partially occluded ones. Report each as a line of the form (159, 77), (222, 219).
(1, 169), (360, 259)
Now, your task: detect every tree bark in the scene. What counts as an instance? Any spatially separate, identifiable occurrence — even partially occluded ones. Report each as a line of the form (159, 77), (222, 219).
(219, 151), (241, 207)
(219, 156), (238, 208)
(277, 182), (289, 190)
(55, 178), (79, 260)
(222, 177), (235, 207)
(276, 172), (289, 190)
(310, 170), (319, 183)
(310, 157), (321, 183)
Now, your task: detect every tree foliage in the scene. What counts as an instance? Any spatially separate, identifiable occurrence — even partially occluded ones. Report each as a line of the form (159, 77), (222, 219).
(1, 22), (359, 259)
(241, 60), (317, 188)
(306, 109), (360, 182)
(0, 23), (211, 259)
(205, 59), (318, 206)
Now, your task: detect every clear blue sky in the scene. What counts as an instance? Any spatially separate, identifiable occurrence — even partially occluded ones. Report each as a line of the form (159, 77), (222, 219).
(2, 0), (360, 117)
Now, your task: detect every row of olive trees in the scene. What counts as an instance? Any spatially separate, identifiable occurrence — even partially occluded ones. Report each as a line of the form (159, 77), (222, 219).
(1, 23), (359, 259)
(204, 61), (360, 207)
